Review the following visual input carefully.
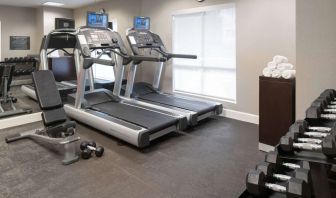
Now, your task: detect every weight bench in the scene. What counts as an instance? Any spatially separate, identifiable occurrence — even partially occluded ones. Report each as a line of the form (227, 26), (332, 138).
(0, 64), (32, 118)
(6, 70), (80, 165)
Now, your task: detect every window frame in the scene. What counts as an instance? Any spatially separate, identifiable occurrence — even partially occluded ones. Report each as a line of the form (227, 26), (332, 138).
(171, 3), (237, 104)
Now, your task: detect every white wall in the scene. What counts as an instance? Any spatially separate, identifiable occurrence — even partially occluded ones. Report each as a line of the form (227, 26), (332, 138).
(140, 0), (296, 116)
(296, 0), (336, 118)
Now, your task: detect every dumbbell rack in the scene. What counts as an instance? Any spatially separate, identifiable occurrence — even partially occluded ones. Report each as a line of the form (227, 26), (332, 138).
(240, 157), (335, 198)
(241, 88), (336, 197)
(1, 57), (38, 86)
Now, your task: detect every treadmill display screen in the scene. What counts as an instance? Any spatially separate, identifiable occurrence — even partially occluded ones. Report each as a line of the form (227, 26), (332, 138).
(134, 16), (150, 30)
(87, 12), (108, 28)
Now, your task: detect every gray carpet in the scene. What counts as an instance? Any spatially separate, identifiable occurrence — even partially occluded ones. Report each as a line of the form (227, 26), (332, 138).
(0, 114), (264, 198)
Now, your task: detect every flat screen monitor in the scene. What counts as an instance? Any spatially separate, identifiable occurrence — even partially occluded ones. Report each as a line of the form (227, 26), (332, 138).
(134, 16), (150, 30)
(55, 18), (75, 29)
(87, 12), (109, 28)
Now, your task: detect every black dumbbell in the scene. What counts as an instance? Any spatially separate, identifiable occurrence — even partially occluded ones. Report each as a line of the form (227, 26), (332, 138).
(320, 89), (336, 103)
(291, 120), (335, 133)
(265, 151), (310, 171)
(256, 162), (311, 184)
(311, 100), (336, 114)
(246, 169), (311, 197)
(306, 105), (336, 120)
(289, 123), (333, 139)
(285, 132), (323, 145)
(279, 135), (336, 158)
(80, 141), (104, 159)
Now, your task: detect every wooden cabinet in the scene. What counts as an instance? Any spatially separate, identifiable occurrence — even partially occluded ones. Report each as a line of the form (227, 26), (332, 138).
(259, 76), (296, 151)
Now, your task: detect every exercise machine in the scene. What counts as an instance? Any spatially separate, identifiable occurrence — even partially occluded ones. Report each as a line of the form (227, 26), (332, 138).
(6, 70), (80, 165)
(65, 27), (187, 148)
(0, 64), (32, 118)
(21, 29), (80, 101)
(124, 28), (223, 126)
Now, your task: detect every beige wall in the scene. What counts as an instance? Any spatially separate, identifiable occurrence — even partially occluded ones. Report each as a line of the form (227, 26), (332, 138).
(0, 5), (74, 60)
(0, 5), (39, 59)
(43, 7), (73, 35)
(296, 0), (336, 119)
(140, 0), (296, 115)
(74, 0), (141, 39)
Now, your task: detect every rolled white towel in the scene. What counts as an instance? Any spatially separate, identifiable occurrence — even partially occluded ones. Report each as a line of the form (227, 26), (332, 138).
(282, 70), (296, 79)
(278, 63), (294, 70)
(262, 67), (273, 77)
(267, 61), (277, 69)
(271, 69), (282, 78)
(273, 55), (288, 64)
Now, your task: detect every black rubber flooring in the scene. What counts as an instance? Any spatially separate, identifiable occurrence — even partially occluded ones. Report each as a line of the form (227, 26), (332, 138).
(0, 112), (264, 197)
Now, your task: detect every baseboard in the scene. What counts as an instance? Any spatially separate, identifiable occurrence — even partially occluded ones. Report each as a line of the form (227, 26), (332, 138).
(258, 143), (275, 152)
(0, 112), (42, 130)
(221, 109), (259, 124)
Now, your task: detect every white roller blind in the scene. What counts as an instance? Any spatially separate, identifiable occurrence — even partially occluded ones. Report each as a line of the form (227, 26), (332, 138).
(172, 4), (236, 102)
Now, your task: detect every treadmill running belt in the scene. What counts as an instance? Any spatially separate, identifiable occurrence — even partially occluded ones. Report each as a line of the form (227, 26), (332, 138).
(140, 93), (215, 115)
(93, 102), (178, 133)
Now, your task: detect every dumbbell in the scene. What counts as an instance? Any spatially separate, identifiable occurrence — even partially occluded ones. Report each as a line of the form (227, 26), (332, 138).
(256, 162), (311, 185)
(320, 89), (336, 103)
(246, 169), (311, 197)
(285, 132), (323, 145)
(278, 135), (336, 158)
(311, 100), (336, 114)
(291, 120), (335, 133)
(289, 123), (334, 139)
(265, 151), (310, 171)
(306, 105), (336, 120)
(80, 141), (104, 159)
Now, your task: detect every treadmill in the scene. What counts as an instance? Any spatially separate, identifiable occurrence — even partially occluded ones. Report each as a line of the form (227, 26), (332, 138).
(64, 27), (187, 148)
(124, 29), (223, 125)
(21, 29), (80, 101)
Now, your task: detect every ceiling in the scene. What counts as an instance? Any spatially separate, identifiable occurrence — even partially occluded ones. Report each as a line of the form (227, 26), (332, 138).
(0, 0), (106, 9)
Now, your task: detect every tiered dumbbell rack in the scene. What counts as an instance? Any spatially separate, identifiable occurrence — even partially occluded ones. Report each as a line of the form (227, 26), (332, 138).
(242, 87), (336, 197)
(1, 57), (38, 86)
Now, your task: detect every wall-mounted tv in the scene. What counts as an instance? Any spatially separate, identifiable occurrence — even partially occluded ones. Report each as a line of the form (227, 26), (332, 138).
(134, 16), (150, 30)
(87, 12), (109, 28)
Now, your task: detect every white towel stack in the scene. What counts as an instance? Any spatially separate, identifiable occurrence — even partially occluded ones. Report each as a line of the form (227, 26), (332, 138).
(262, 55), (296, 79)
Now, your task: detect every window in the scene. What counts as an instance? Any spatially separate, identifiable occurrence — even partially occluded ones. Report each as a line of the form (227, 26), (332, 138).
(92, 52), (115, 81)
(172, 4), (236, 102)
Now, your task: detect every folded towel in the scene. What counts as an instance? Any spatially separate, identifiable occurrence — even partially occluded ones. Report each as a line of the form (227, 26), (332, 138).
(278, 63), (294, 70)
(273, 55), (288, 64)
(282, 70), (296, 79)
(267, 61), (277, 69)
(262, 67), (273, 77)
(271, 69), (282, 78)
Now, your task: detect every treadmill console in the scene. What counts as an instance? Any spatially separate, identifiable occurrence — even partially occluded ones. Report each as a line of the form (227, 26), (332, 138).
(127, 30), (166, 55)
(77, 27), (127, 57)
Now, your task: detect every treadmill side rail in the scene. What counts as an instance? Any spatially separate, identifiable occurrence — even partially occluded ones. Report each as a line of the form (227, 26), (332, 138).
(64, 104), (151, 147)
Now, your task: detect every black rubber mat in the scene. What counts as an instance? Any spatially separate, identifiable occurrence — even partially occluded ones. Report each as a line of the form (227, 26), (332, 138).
(93, 102), (178, 133)
(140, 93), (216, 115)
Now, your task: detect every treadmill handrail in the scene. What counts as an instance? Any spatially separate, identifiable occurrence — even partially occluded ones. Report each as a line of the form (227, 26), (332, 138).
(109, 49), (166, 65)
(50, 28), (77, 34)
(153, 49), (197, 60)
